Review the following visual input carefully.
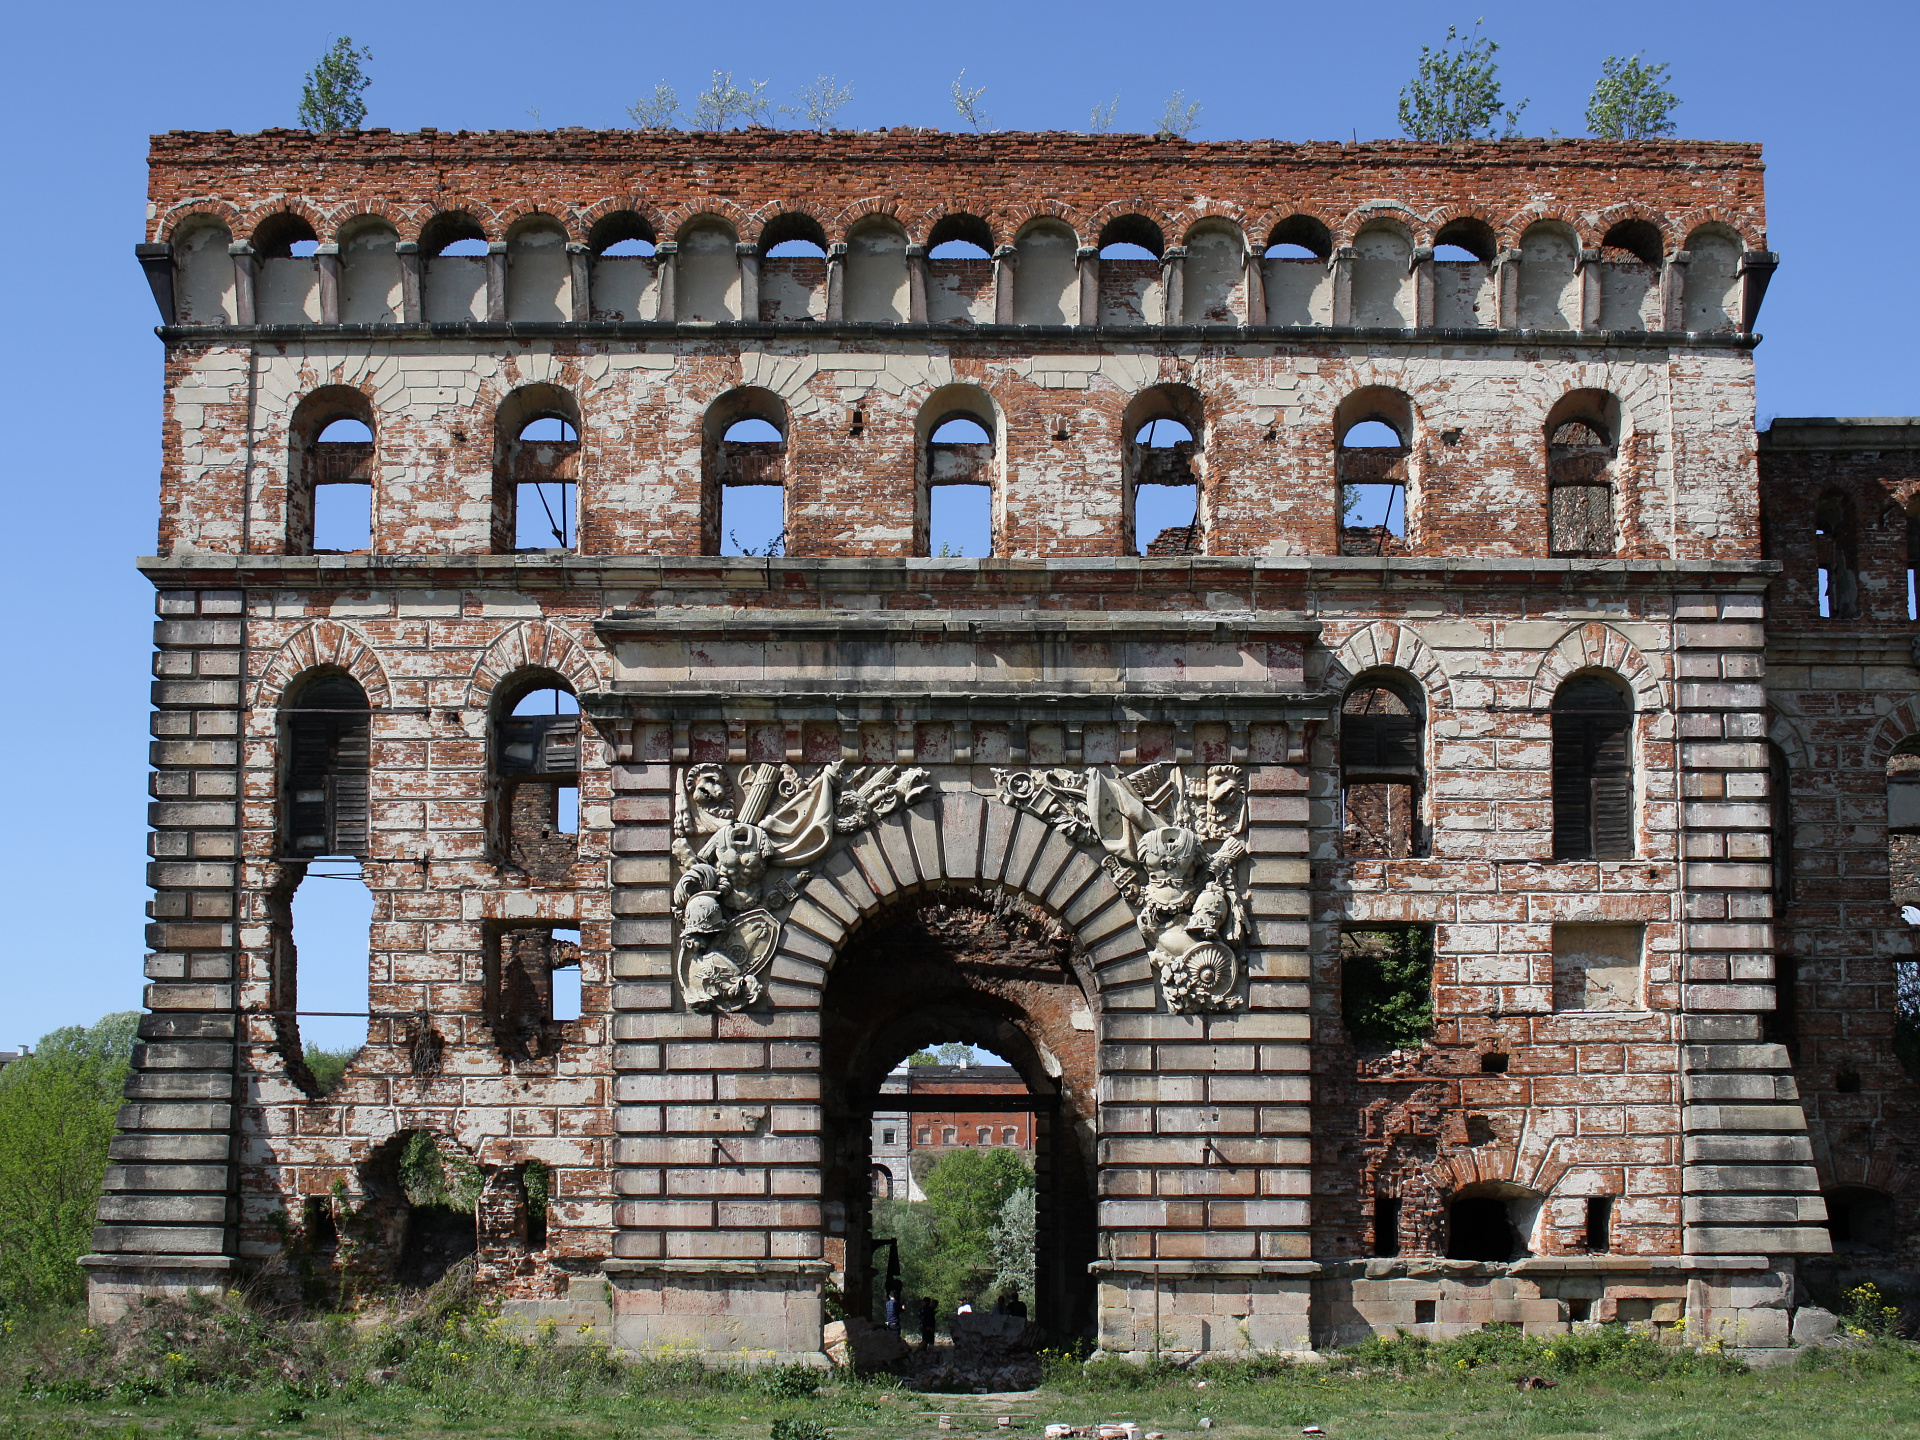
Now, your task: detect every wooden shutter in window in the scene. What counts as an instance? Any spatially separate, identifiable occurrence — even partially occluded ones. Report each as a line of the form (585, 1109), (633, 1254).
(1552, 681), (1632, 860)
(1341, 713), (1420, 779)
(498, 714), (581, 776)
(284, 677), (370, 857)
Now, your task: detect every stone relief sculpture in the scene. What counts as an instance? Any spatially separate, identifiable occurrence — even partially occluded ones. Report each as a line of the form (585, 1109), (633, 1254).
(671, 760), (932, 1011)
(996, 762), (1250, 1013)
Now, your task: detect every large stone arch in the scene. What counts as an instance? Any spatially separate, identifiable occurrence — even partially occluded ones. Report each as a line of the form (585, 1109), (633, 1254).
(776, 789), (1154, 1011)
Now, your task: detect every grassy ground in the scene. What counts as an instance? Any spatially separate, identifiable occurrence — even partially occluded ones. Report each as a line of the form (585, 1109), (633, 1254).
(3, 1295), (1916, 1440)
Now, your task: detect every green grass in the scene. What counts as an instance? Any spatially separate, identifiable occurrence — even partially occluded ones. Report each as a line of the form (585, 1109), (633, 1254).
(3, 1296), (1917, 1440)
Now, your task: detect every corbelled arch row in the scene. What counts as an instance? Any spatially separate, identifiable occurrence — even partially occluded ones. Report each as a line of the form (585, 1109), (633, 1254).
(576, 679), (1333, 1362)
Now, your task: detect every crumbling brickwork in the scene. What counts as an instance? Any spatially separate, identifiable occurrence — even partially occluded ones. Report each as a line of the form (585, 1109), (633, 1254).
(89, 129), (1881, 1359)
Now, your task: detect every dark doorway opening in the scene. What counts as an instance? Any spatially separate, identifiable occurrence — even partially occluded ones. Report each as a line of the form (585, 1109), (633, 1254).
(820, 891), (1099, 1347)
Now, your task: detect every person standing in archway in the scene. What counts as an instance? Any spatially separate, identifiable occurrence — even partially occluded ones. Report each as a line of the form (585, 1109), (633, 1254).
(919, 1295), (937, 1348)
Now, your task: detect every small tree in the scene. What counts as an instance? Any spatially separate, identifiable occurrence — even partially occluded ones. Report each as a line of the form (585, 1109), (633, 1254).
(790, 75), (853, 130)
(1397, 21), (1527, 143)
(1585, 54), (1680, 140)
(1155, 91), (1200, 140)
(628, 81), (682, 130)
(951, 71), (991, 133)
(1088, 95), (1120, 135)
(297, 37), (373, 133)
(692, 70), (776, 130)
(988, 1184), (1036, 1308)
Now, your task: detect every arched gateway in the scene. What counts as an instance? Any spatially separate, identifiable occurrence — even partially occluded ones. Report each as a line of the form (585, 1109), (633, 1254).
(585, 626), (1331, 1359)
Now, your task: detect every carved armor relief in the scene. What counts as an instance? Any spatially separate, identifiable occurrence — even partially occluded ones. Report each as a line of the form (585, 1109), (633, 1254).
(670, 760), (933, 1011)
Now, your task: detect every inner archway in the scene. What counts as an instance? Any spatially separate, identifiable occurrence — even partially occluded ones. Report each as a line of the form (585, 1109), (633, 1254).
(820, 890), (1099, 1346)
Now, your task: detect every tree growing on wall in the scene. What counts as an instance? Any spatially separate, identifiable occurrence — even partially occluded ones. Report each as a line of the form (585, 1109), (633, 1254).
(951, 71), (991, 133)
(1155, 92), (1201, 140)
(790, 76), (853, 130)
(628, 82), (681, 130)
(297, 37), (373, 132)
(692, 71), (777, 130)
(0, 1013), (138, 1309)
(1585, 54), (1681, 140)
(1397, 21), (1528, 143)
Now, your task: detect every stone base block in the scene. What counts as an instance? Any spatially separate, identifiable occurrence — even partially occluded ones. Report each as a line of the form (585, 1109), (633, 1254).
(82, 1254), (238, 1324)
(1095, 1272), (1314, 1357)
(600, 1262), (828, 1364)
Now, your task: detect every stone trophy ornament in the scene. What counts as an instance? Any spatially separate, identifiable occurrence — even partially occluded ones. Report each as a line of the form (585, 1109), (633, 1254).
(671, 759), (932, 1011)
(996, 761), (1249, 1012)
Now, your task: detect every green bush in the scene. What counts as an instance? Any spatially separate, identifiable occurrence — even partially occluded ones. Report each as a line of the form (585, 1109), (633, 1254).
(1341, 1321), (1746, 1379)
(0, 1013), (138, 1310)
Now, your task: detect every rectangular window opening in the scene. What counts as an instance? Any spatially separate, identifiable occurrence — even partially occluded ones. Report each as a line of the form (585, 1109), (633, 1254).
(1136, 483), (1200, 556)
(1340, 927), (1435, 1049)
(314, 481), (373, 552)
(1567, 1297), (1592, 1323)
(549, 926), (583, 1022)
(515, 480), (577, 550)
(1552, 924), (1645, 1013)
(1584, 1196), (1613, 1253)
(1372, 1195), (1402, 1257)
(929, 482), (992, 557)
(720, 484), (785, 557)
(1339, 481), (1407, 556)
(1908, 567), (1916, 622)
(1414, 1299), (1436, 1325)
(556, 785), (579, 835)
(882, 1129), (896, 1146)
(1818, 566), (1833, 618)
(1480, 1052), (1510, 1074)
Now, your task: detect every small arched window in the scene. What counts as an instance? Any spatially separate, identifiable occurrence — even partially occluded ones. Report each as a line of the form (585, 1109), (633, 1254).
(977, 1125), (992, 1145)
(1340, 679), (1423, 859)
(253, 213), (321, 324)
(922, 396), (994, 558)
(1517, 222), (1580, 330)
(1547, 417), (1617, 557)
(845, 218), (910, 323)
(1013, 220), (1078, 325)
(706, 390), (789, 556)
(1597, 220), (1663, 332)
(1351, 225), (1412, 328)
(758, 214), (830, 322)
(494, 386), (581, 553)
(1125, 386), (1204, 556)
(676, 217), (742, 322)
(1431, 219), (1495, 328)
(1814, 492), (1859, 619)
(1181, 222), (1246, 326)
(1263, 215), (1332, 326)
(495, 681), (581, 880)
(505, 216), (571, 322)
(283, 672), (370, 858)
(339, 218), (402, 324)
(288, 390), (375, 555)
(1336, 390), (1412, 556)
(420, 212), (490, 323)
(1551, 675), (1633, 861)
(173, 216), (236, 324)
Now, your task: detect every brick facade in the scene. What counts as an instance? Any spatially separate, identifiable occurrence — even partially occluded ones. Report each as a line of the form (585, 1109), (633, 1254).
(88, 129), (1894, 1360)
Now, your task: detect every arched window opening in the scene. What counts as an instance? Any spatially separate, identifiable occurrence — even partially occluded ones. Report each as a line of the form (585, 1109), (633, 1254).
(1906, 505), (1919, 621)
(1823, 1187), (1895, 1253)
(1432, 219), (1495, 327)
(1264, 216), (1332, 326)
(495, 681), (581, 880)
(1683, 226), (1742, 334)
(1551, 675), (1633, 861)
(1598, 219), (1662, 332)
(1336, 391), (1412, 557)
(339, 219), (403, 324)
(1132, 417), (1199, 556)
(1097, 215), (1165, 326)
(926, 215), (995, 326)
(708, 399), (789, 555)
(1182, 223), (1246, 326)
(358, 1132), (480, 1288)
(759, 214), (830, 321)
(288, 391), (376, 555)
(283, 672), (371, 859)
(1547, 410), (1618, 558)
(845, 219), (910, 323)
(1814, 492), (1858, 619)
(494, 386), (581, 553)
(1341, 679), (1423, 859)
(587, 212), (658, 320)
(1446, 1183), (1541, 1262)
(925, 408), (994, 558)
(1518, 223), (1580, 330)
(506, 217), (570, 322)
(253, 213), (321, 324)
(1013, 221), (1078, 326)
(676, 218), (741, 322)
(1886, 741), (1920, 918)
(420, 213), (489, 323)
(173, 217), (235, 325)
(1351, 225), (1412, 328)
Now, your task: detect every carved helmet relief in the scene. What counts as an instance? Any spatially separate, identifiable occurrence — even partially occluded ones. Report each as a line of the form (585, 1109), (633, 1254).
(670, 758), (934, 1011)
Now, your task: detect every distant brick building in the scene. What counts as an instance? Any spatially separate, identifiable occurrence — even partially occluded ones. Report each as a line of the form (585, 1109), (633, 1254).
(871, 1063), (1036, 1200)
(84, 126), (1918, 1362)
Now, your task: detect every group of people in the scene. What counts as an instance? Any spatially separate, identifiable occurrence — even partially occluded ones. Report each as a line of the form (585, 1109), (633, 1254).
(882, 1285), (1027, 1346)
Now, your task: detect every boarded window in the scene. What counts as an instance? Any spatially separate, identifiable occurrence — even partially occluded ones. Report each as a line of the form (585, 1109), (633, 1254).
(1341, 683), (1421, 858)
(283, 674), (370, 858)
(1547, 420), (1615, 557)
(1552, 923), (1644, 1011)
(1551, 676), (1632, 860)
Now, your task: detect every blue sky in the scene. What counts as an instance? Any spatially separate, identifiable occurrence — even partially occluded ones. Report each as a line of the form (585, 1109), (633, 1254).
(0, 0), (1912, 1045)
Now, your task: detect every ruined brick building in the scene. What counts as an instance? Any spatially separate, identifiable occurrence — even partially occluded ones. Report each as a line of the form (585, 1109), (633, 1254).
(82, 127), (1920, 1359)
